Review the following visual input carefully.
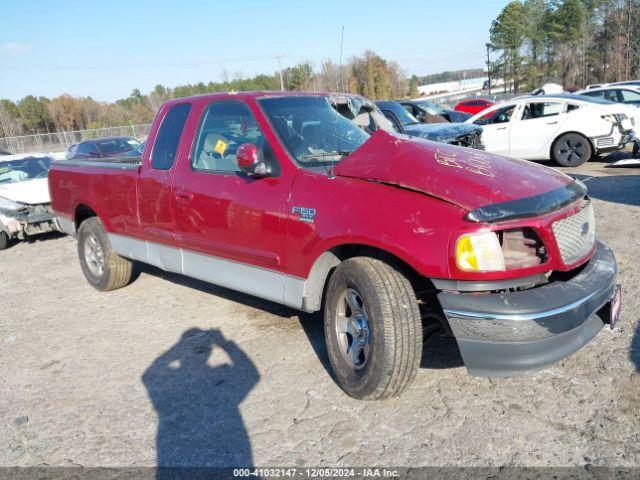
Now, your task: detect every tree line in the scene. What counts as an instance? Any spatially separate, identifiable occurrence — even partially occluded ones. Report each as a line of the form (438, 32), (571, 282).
(490, 0), (640, 92)
(0, 50), (418, 138)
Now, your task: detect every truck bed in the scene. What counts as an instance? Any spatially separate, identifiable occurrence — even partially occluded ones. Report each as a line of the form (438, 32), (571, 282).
(48, 157), (142, 237)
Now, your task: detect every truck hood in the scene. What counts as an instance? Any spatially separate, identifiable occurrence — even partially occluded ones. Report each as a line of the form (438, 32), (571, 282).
(403, 122), (481, 143)
(0, 178), (51, 205)
(333, 130), (573, 212)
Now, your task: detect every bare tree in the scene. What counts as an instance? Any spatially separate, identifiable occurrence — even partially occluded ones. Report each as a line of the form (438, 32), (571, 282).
(145, 85), (174, 115)
(0, 102), (23, 137)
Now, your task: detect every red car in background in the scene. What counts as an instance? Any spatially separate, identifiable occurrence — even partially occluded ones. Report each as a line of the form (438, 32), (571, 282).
(455, 98), (494, 115)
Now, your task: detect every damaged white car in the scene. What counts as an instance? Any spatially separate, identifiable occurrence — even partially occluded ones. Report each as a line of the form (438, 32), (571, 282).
(0, 154), (59, 250)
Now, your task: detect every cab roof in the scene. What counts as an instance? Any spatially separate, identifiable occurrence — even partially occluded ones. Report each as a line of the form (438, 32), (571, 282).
(162, 90), (331, 108)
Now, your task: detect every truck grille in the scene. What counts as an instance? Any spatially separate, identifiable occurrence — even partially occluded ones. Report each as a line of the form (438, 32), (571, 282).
(552, 200), (595, 264)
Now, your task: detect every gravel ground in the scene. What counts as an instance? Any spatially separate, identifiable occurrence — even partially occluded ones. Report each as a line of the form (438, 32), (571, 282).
(0, 156), (639, 469)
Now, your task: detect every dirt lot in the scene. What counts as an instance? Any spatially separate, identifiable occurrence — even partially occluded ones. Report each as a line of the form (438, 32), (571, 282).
(1, 157), (639, 469)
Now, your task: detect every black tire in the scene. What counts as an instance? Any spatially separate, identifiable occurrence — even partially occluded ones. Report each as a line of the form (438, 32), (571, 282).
(324, 257), (422, 400)
(552, 133), (592, 167)
(77, 217), (133, 291)
(0, 231), (8, 251)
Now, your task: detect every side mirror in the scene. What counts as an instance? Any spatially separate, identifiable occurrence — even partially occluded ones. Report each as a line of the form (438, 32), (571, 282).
(237, 143), (270, 177)
(88, 150), (100, 156)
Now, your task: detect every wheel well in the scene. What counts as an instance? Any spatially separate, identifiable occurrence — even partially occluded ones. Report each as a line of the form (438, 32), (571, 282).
(301, 244), (429, 313)
(74, 204), (97, 231)
(550, 131), (593, 159)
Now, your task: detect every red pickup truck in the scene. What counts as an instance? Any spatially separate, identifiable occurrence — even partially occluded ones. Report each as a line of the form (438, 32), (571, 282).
(49, 91), (620, 400)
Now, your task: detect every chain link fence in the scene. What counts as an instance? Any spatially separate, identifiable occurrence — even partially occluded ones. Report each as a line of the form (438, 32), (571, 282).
(0, 124), (152, 155)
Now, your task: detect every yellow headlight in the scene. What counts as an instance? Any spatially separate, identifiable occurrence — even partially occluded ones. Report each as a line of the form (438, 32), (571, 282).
(455, 231), (505, 272)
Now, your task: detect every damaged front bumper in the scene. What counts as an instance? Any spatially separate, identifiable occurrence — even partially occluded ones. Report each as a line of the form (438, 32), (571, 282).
(438, 241), (618, 377)
(0, 203), (58, 240)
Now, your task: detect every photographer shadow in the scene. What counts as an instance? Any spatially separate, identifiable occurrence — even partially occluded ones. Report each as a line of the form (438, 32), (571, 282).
(143, 328), (259, 477)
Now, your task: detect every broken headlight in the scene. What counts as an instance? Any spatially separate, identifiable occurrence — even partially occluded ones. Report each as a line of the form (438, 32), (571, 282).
(0, 197), (24, 212)
(455, 231), (505, 271)
(455, 228), (546, 272)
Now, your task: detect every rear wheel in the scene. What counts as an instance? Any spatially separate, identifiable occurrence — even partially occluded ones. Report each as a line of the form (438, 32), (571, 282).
(552, 133), (592, 167)
(0, 231), (8, 251)
(77, 217), (133, 291)
(324, 257), (422, 400)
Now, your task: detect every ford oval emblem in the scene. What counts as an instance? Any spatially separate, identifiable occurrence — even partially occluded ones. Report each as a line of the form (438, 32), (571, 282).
(581, 222), (590, 236)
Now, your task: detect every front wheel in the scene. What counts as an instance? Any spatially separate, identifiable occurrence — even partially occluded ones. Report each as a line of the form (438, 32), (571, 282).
(77, 217), (133, 291)
(324, 257), (422, 400)
(552, 133), (592, 167)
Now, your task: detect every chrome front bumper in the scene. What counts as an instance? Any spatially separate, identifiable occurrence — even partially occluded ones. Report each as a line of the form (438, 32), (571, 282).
(438, 241), (618, 377)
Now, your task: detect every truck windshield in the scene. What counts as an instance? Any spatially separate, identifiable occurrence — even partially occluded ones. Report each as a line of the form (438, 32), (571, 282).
(259, 96), (369, 166)
(0, 157), (52, 184)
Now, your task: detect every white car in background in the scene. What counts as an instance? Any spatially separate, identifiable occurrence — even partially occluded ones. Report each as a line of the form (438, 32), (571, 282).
(465, 94), (637, 167)
(0, 154), (59, 250)
(576, 85), (640, 108)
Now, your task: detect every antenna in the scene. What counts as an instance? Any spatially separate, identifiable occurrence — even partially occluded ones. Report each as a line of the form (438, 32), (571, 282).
(338, 26), (345, 92)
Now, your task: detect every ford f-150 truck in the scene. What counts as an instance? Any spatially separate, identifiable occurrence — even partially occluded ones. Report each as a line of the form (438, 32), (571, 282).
(48, 91), (621, 400)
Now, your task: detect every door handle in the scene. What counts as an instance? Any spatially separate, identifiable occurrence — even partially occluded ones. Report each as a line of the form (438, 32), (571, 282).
(174, 189), (193, 202)
(496, 127), (507, 130)
(547, 121), (558, 125)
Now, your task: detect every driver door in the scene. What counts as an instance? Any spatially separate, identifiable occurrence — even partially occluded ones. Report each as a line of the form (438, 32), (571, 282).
(474, 104), (518, 154)
(171, 100), (291, 286)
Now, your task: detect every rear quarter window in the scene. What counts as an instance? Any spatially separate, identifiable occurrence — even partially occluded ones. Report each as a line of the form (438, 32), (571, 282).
(151, 103), (192, 170)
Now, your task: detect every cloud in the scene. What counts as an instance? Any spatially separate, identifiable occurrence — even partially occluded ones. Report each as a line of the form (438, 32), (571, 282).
(1, 43), (32, 56)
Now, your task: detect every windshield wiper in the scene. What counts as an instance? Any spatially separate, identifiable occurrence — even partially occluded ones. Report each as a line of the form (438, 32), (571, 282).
(299, 150), (353, 162)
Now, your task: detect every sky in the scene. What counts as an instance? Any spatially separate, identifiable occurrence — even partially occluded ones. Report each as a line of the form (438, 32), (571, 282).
(0, 0), (510, 103)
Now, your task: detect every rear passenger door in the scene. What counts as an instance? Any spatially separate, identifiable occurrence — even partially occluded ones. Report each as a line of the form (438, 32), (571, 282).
(509, 101), (565, 158)
(137, 102), (192, 268)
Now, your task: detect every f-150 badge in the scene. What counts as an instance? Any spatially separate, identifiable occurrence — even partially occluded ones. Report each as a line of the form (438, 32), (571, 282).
(292, 206), (316, 223)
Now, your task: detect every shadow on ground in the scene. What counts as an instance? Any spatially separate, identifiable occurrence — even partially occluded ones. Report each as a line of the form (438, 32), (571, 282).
(137, 263), (296, 319)
(421, 331), (465, 369)
(571, 174), (640, 207)
(143, 328), (259, 476)
(0, 231), (66, 251)
(631, 321), (640, 373)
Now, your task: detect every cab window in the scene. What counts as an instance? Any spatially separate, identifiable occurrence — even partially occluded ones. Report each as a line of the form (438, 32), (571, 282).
(151, 103), (191, 170)
(521, 102), (563, 120)
(191, 101), (270, 173)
